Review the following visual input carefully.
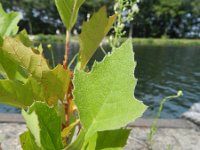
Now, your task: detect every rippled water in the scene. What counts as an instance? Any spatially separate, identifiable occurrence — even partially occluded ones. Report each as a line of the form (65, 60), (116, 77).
(1, 43), (200, 118)
(134, 46), (200, 118)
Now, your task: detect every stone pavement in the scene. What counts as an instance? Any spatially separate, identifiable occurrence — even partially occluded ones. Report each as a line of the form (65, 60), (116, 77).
(125, 127), (200, 150)
(0, 123), (25, 150)
(0, 114), (199, 150)
(125, 119), (200, 150)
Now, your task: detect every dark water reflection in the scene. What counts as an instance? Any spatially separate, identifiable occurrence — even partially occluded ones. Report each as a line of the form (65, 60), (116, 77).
(134, 46), (200, 118)
(1, 43), (200, 119)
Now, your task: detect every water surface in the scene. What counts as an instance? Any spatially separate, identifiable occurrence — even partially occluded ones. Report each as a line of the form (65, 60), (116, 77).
(1, 43), (200, 118)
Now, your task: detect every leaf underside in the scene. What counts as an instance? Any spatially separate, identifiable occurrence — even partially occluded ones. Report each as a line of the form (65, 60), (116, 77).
(0, 37), (71, 107)
(0, 37), (49, 79)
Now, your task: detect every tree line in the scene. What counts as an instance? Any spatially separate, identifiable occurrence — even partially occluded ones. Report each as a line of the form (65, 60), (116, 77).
(1, 0), (199, 38)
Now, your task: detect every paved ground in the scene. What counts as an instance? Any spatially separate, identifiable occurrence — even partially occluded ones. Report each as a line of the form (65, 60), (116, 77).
(0, 114), (199, 150)
(125, 127), (200, 150)
(0, 123), (25, 150)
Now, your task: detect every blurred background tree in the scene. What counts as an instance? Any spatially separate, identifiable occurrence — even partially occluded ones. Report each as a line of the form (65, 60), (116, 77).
(0, 0), (199, 38)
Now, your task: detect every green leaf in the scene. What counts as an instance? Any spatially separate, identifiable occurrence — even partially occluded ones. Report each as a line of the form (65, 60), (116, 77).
(0, 63), (7, 78)
(0, 34), (29, 82)
(26, 77), (45, 102)
(0, 75), (47, 108)
(85, 129), (130, 150)
(37, 44), (43, 54)
(73, 39), (147, 139)
(64, 130), (86, 150)
(61, 120), (79, 146)
(0, 3), (21, 37)
(61, 120), (79, 139)
(41, 64), (70, 104)
(0, 36), (3, 45)
(79, 7), (117, 69)
(56, 101), (66, 125)
(67, 129), (130, 150)
(0, 64), (70, 107)
(0, 51), (28, 82)
(0, 37), (49, 79)
(15, 30), (43, 55)
(0, 80), (34, 108)
(16, 30), (33, 47)
(95, 129), (130, 150)
(55, 0), (85, 30)
(22, 102), (63, 150)
(20, 131), (42, 150)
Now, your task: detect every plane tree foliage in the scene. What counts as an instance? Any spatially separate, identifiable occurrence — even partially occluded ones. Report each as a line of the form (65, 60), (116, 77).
(0, 1), (147, 149)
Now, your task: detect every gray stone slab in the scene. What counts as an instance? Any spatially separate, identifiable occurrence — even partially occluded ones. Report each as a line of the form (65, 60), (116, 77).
(0, 123), (199, 150)
(0, 123), (26, 150)
(0, 114), (199, 150)
(125, 127), (200, 150)
(128, 118), (197, 129)
(0, 114), (24, 124)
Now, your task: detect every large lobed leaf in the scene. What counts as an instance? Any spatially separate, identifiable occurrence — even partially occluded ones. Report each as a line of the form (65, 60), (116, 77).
(0, 36), (52, 107)
(73, 39), (147, 139)
(22, 102), (63, 150)
(0, 3), (21, 37)
(79, 7), (117, 69)
(55, 0), (85, 30)
(0, 37), (49, 79)
(0, 51), (28, 82)
(0, 38), (70, 107)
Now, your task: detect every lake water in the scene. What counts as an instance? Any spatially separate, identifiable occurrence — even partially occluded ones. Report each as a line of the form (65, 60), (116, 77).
(1, 42), (200, 119)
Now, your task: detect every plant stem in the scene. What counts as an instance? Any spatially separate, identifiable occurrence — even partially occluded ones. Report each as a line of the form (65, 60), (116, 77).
(68, 53), (79, 69)
(50, 48), (55, 68)
(66, 77), (73, 126)
(63, 31), (71, 70)
(148, 91), (183, 148)
(100, 45), (107, 55)
(62, 30), (72, 128)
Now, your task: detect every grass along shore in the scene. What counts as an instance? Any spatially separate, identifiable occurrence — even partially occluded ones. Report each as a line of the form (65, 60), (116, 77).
(32, 34), (200, 47)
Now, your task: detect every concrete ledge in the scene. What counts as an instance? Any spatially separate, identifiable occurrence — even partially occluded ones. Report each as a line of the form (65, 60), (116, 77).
(0, 113), (24, 123)
(0, 113), (197, 129)
(128, 118), (197, 129)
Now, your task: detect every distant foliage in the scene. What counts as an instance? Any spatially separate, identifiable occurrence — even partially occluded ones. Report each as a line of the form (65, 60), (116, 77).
(1, 0), (199, 38)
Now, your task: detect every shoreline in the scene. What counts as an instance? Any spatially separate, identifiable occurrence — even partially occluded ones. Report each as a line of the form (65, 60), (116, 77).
(32, 35), (200, 47)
